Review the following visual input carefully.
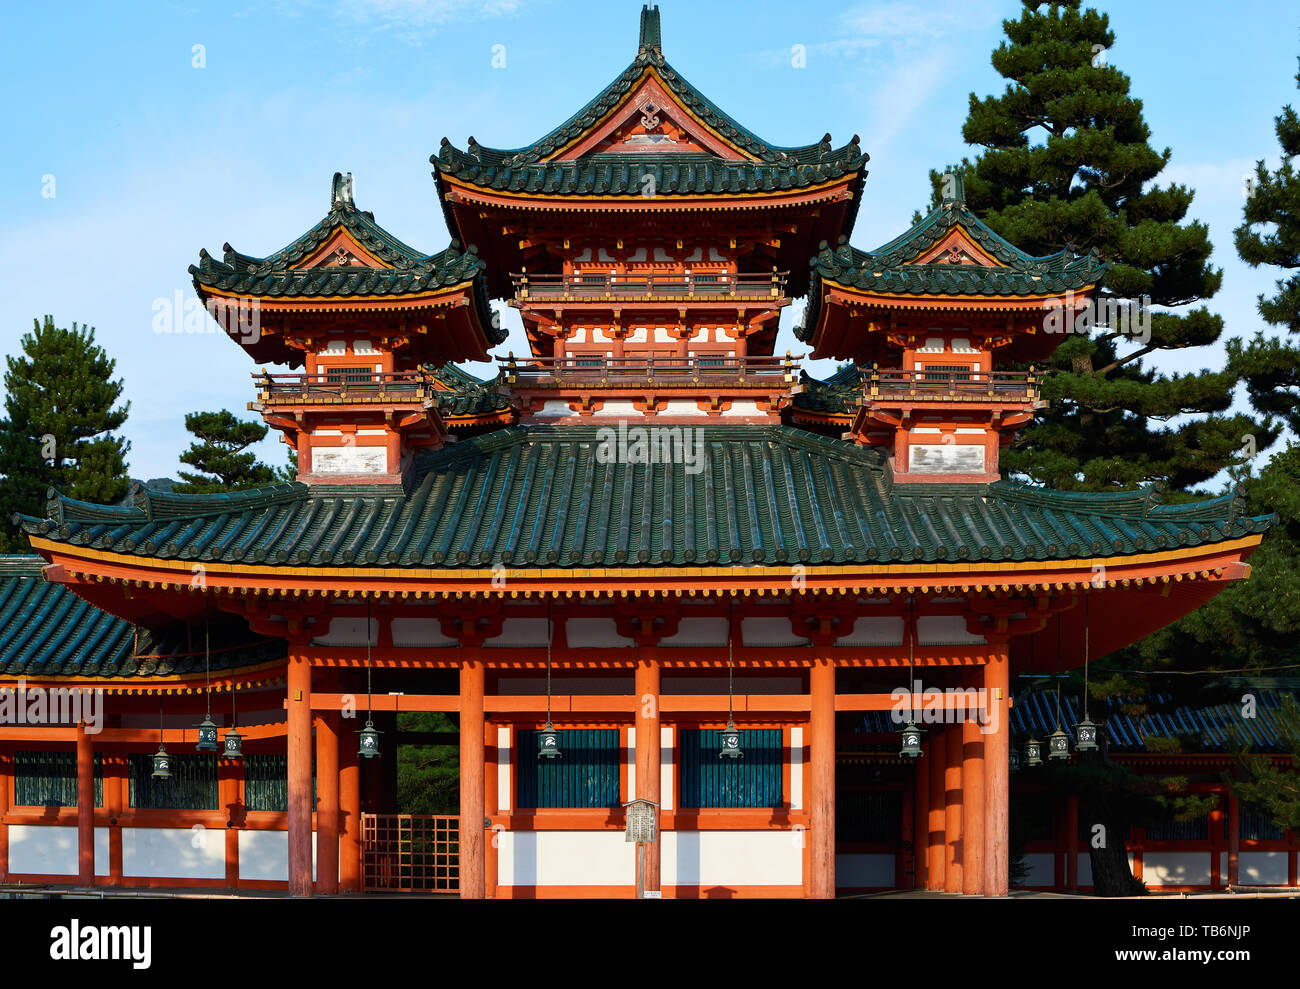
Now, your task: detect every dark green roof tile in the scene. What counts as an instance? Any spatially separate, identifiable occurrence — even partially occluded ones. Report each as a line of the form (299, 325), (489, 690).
(14, 429), (1272, 570)
(0, 556), (284, 678)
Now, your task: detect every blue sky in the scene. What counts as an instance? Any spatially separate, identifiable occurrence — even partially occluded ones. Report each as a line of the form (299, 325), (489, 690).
(1, 0), (1297, 481)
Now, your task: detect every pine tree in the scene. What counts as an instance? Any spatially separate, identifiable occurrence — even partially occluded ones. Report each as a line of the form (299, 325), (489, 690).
(928, 0), (1271, 493)
(0, 316), (130, 552)
(174, 410), (279, 493)
(1229, 50), (1300, 432)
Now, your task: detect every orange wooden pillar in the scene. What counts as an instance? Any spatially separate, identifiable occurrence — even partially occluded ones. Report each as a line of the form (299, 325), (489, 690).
(339, 737), (361, 893)
(459, 660), (485, 899)
(809, 659), (836, 898)
(315, 712), (340, 894)
(983, 646), (1010, 896)
(218, 756), (240, 889)
(287, 653), (313, 897)
(927, 732), (946, 890)
(0, 744), (10, 882)
(1065, 794), (1079, 892)
(913, 742), (929, 890)
(635, 659), (661, 895)
(1227, 792), (1240, 888)
(107, 753), (126, 886)
(77, 724), (94, 886)
(962, 702), (985, 895)
(944, 721), (963, 893)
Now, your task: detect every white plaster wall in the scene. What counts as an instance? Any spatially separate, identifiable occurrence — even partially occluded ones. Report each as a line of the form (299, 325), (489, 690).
(1144, 852), (1212, 886)
(498, 830), (635, 886)
(497, 726), (512, 813)
(665, 831), (803, 887)
(790, 728), (803, 809)
(721, 401), (762, 418)
(1021, 852), (1056, 887)
(660, 726), (674, 811)
(8, 825), (78, 875)
(122, 827), (225, 879)
(841, 616), (904, 646)
(1077, 852), (1134, 886)
(916, 615), (986, 645)
(742, 616), (809, 647)
(391, 618), (457, 648)
(660, 400), (709, 417)
(238, 830), (317, 882)
(1239, 851), (1289, 885)
(835, 853), (895, 888)
(534, 400), (579, 419)
(659, 616), (728, 647)
(484, 618), (549, 648)
(565, 618), (635, 648)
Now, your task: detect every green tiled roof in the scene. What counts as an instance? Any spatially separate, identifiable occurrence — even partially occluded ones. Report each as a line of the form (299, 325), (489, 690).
(798, 182), (1108, 340)
(14, 428), (1272, 570)
(433, 7), (866, 199)
(429, 363), (511, 418)
(791, 364), (863, 418)
(0, 557), (284, 678)
(190, 173), (502, 337)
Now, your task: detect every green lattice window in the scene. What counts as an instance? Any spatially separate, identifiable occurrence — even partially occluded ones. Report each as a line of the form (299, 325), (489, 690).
(13, 751), (102, 807)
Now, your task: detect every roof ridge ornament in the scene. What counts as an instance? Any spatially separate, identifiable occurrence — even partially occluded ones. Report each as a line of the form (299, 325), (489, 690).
(638, 4), (662, 56)
(331, 171), (354, 209)
(941, 170), (966, 206)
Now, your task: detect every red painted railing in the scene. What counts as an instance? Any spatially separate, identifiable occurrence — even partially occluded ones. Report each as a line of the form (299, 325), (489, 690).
(511, 270), (788, 300)
(499, 353), (801, 388)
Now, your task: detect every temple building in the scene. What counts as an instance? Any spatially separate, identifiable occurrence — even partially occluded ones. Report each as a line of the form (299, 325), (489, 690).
(0, 6), (1285, 898)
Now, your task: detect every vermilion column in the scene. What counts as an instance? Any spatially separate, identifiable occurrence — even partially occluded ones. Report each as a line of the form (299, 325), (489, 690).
(913, 742), (929, 890)
(635, 659), (661, 895)
(287, 653), (313, 897)
(1227, 793), (1240, 888)
(315, 712), (340, 894)
(107, 754), (125, 886)
(809, 659), (836, 898)
(459, 661), (485, 899)
(339, 736), (361, 893)
(218, 756), (240, 889)
(944, 722), (963, 893)
(928, 732), (946, 890)
(77, 725), (94, 886)
(983, 647), (1010, 896)
(962, 701), (985, 895)
(0, 745), (9, 882)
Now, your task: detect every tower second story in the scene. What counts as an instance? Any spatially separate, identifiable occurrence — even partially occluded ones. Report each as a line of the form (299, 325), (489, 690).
(190, 173), (503, 485)
(797, 177), (1107, 483)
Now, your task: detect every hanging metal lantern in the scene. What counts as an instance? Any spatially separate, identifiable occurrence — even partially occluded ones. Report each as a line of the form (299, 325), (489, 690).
(719, 721), (744, 759)
(152, 744), (171, 779)
(538, 722), (562, 759)
(1075, 718), (1099, 752)
(223, 726), (244, 759)
(898, 721), (923, 758)
(196, 715), (219, 753)
(1023, 736), (1043, 768)
(1047, 728), (1071, 761)
(1010, 745), (1021, 773)
(358, 720), (381, 759)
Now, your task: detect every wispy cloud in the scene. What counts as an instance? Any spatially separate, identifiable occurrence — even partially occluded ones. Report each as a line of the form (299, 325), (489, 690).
(264, 0), (527, 44)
